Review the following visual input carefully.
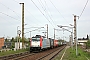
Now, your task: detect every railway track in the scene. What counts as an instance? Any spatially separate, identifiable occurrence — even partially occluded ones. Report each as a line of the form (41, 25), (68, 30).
(0, 45), (66, 60)
(0, 51), (35, 60)
(21, 45), (66, 60)
(37, 45), (65, 60)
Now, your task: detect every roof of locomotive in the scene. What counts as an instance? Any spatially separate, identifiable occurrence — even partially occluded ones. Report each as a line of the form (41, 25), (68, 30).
(32, 35), (46, 38)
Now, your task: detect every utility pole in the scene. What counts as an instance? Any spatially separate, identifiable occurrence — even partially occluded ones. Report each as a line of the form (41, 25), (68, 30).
(47, 24), (48, 39)
(19, 33), (20, 49)
(17, 30), (21, 49)
(71, 31), (73, 50)
(74, 15), (78, 56)
(20, 3), (24, 49)
(74, 15), (76, 46)
(54, 28), (55, 40)
(17, 26), (19, 50)
(69, 35), (71, 47)
(63, 28), (64, 42)
(30, 31), (31, 38)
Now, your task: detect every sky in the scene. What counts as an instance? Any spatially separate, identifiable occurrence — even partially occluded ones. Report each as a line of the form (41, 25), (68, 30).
(0, 0), (90, 41)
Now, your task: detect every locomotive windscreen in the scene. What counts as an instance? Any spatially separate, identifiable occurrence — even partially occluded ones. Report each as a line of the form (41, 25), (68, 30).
(32, 38), (40, 41)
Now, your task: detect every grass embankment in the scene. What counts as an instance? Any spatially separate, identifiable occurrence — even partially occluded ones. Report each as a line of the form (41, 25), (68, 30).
(55, 46), (90, 60)
(0, 48), (29, 56)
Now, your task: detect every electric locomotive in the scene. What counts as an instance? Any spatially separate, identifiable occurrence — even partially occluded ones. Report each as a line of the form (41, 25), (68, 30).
(30, 35), (50, 52)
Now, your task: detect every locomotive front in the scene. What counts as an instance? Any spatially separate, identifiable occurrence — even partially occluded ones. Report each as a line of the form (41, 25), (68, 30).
(30, 35), (42, 52)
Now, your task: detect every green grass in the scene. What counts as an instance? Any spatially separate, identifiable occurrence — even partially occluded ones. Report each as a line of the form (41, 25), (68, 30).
(0, 48), (29, 56)
(55, 46), (90, 60)
(84, 51), (90, 59)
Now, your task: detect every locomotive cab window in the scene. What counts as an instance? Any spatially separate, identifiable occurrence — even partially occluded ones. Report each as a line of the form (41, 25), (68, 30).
(32, 38), (40, 41)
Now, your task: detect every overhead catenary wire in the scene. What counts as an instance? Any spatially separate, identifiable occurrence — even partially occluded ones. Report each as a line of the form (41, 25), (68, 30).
(30, 0), (54, 28)
(38, 0), (62, 37)
(25, 8), (41, 24)
(12, 0), (20, 4)
(0, 1), (21, 24)
(79, 0), (89, 19)
(0, 2), (21, 19)
(0, 16), (17, 25)
(25, 27), (45, 34)
(44, 0), (56, 26)
(38, 0), (46, 11)
(12, 0), (43, 27)
(38, 0), (56, 27)
(12, 0), (46, 33)
(12, 0), (55, 28)
(0, 12), (21, 22)
(49, 0), (69, 23)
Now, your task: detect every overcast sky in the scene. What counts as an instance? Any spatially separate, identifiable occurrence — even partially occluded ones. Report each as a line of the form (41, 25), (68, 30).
(0, 0), (90, 41)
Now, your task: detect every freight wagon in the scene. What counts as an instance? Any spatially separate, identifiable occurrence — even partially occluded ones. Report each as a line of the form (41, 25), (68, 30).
(30, 35), (63, 52)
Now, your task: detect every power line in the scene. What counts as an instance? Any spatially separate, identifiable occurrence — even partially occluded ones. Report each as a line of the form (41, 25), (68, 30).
(79, 0), (89, 19)
(49, 0), (69, 23)
(12, 0), (42, 27)
(30, 0), (54, 28)
(44, 0), (56, 26)
(12, 0), (44, 29)
(38, 0), (55, 27)
(0, 12), (21, 22)
(25, 8), (41, 24)
(0, 16), (17, 25)
(38, 0), (46, 11)
(12, 0), (55, 28)
(12, 0), (20, 4)
(12, 0), (35, 26)
(0, 2), (21, 19)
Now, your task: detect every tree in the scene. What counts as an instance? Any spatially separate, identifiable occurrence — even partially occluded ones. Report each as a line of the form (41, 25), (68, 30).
(14, 36), (18, 42)
(11, 37), (14, 42)
(14, 36), (30, 48)
(5, 38), (8, 42)
(87, 34), (89, 40)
